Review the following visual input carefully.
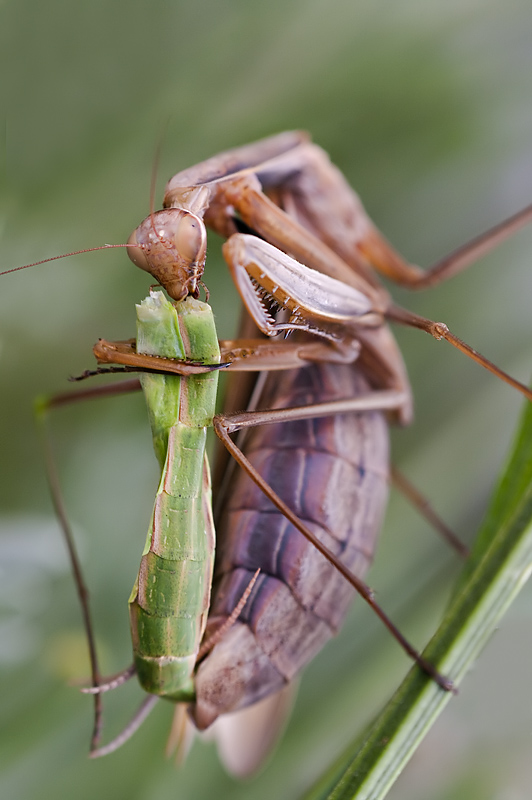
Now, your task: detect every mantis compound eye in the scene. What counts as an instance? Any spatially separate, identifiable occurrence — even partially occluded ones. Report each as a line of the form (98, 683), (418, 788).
(127, 209), (207, 300)
(126, 227), (150, 272)
(174, 212), (207, 266)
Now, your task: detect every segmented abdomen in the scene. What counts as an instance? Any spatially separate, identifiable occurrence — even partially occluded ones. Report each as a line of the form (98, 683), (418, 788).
(192, 361), (389, 729)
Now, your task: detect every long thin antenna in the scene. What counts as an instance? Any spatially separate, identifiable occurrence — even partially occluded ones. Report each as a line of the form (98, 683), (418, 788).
(0, 244), (134, 277)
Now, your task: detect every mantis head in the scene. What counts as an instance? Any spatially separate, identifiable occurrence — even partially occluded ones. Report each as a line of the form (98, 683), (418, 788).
(127, 208), (207, 301)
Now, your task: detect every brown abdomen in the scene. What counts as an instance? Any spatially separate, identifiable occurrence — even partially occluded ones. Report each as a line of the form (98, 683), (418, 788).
(192, 362), (389, 729)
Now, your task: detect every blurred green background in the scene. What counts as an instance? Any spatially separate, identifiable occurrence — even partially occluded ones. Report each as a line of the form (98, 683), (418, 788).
(2, 1), (532, 798)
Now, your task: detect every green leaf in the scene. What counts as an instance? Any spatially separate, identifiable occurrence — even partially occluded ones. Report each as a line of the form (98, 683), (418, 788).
(304, 391), (532, 800)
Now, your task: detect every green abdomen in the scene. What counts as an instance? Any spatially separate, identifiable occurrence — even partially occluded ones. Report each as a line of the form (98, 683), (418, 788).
(129, 292), (219, 700)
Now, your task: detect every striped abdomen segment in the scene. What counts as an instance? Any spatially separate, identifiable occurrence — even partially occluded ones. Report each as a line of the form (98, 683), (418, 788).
(193, 361), (389, 729)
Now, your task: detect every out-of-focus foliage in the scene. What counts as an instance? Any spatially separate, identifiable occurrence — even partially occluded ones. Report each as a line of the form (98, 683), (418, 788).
(2, 1), (532, 798)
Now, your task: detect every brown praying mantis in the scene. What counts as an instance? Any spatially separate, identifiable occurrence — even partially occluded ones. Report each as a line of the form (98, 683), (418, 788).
(5, 131), (532, 777)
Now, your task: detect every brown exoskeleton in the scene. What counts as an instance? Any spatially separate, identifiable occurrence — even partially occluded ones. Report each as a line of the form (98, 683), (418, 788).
(90, 132), (532, 773)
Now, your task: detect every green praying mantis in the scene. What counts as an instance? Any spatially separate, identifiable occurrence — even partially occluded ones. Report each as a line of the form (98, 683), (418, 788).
(5, 132), (532, 777)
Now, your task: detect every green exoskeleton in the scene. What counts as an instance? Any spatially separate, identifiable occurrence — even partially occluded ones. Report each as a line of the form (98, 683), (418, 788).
(37, 289), (229, 758)
(130, 291), (219, 702)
